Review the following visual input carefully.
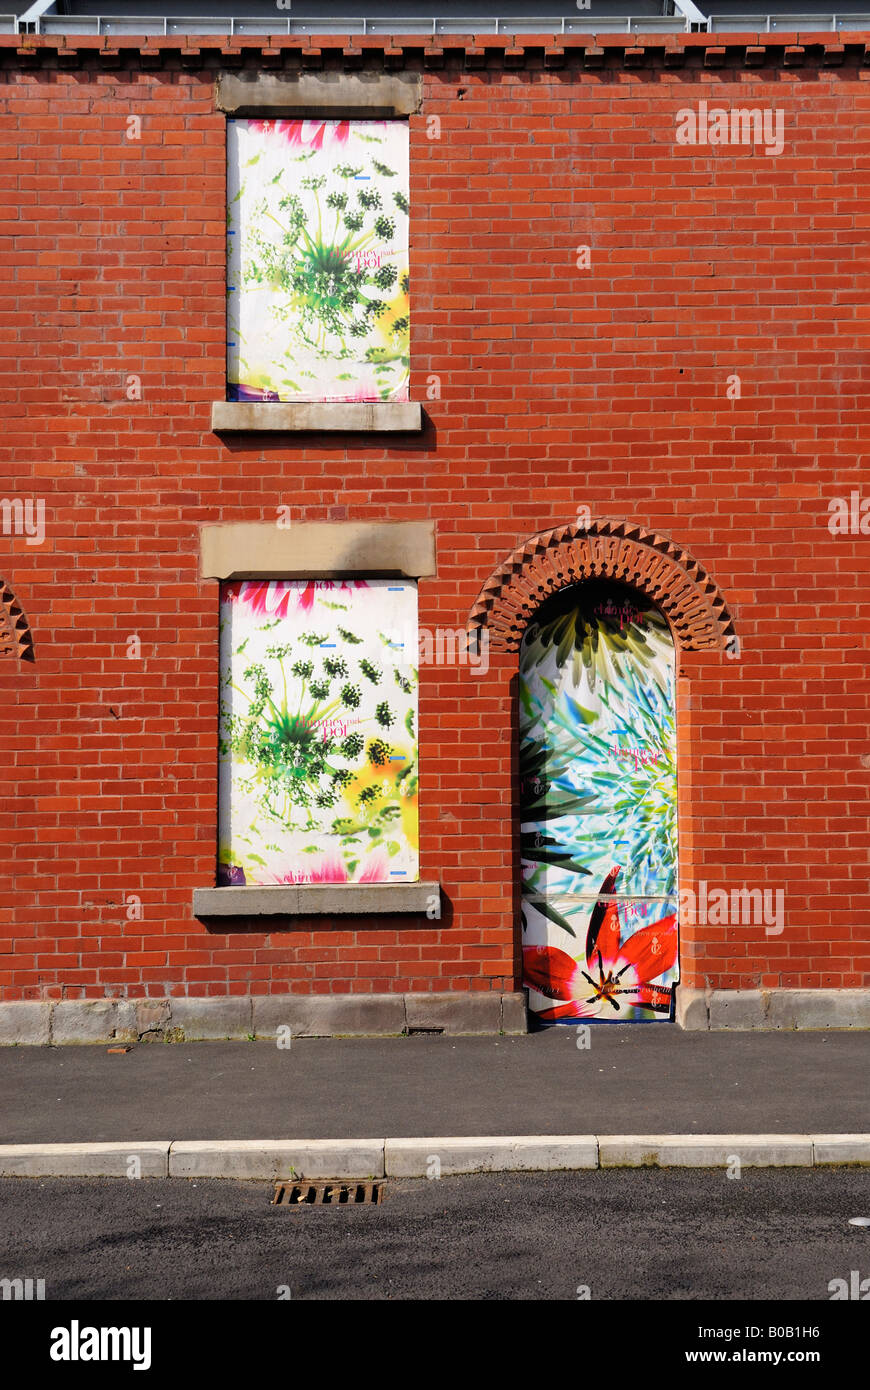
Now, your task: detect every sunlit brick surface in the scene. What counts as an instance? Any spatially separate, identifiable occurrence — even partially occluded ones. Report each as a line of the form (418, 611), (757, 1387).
(2, 35), (869, 1002)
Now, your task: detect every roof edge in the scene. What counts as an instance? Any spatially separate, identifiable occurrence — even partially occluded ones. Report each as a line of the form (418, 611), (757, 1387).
(2, 31), (869, 72)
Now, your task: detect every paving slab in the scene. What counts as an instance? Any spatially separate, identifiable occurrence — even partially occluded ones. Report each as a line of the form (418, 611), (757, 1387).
(168, 1138), (385, 1180)
(385, 1135), (599, 1176)
(0, 1142), (170, 1178)
(598, 1134), (814, 1168)
(811, 1134), (870, 1165)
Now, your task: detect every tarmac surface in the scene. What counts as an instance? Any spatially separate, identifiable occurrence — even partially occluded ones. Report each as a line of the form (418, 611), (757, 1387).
(1, 1028), (868, 1143)
(2, 1169), (870, 1301)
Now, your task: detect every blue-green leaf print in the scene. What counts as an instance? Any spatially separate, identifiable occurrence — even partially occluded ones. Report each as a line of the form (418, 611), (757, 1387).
(519, 581), (679, 1024)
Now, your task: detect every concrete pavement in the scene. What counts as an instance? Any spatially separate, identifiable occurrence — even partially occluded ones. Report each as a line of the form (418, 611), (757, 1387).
(1, 1027), (868, 1177)
(1, 1028), (868, 1144)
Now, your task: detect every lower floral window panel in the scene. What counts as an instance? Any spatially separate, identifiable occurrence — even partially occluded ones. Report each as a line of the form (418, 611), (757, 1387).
(218, 578), (419, 885)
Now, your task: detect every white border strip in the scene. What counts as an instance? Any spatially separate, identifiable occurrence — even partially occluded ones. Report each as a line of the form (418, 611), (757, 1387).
(2, 1135), (870, 1178)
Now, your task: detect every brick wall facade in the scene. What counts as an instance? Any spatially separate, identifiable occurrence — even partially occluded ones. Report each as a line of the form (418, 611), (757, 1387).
(2, 32), (869, 1007)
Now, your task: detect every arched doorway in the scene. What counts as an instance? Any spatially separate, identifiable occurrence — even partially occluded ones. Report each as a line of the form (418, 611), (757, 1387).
(0, 576), (34, 662)
(519, 579), (678, 1023)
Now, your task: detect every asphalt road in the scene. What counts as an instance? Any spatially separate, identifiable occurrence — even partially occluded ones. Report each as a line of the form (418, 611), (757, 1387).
(2, 1029), (869, 1142)
(2, 1169), (870, 1301)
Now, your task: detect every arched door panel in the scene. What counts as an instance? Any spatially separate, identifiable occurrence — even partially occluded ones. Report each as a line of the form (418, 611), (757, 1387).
(519, 580), (678, 1023)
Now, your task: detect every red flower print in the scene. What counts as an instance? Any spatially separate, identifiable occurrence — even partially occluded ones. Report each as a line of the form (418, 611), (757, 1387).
(235, 579), (369, 620)
(251, 119), (352, 152)
(237, 581), (296, 619)
(271, 849), (389, 884)
(523, 865), (677, 1019)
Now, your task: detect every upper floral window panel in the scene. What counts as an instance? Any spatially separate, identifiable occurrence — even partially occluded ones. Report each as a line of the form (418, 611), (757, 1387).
(226, 118), (410, 404)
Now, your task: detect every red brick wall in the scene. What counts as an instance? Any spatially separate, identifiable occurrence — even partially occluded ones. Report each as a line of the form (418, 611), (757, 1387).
(2, 34), (869, 1002)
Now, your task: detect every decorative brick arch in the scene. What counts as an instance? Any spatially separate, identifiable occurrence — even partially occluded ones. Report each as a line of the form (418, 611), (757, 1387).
(0, 577), (34, 661)
(467, 519), (735, 653)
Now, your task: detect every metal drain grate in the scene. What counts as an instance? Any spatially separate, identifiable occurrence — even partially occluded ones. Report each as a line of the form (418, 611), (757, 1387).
(273, 1180), (384, 1207)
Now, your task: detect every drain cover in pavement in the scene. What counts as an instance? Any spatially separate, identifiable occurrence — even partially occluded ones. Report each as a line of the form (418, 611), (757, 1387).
(272, 1181), (383, 1206)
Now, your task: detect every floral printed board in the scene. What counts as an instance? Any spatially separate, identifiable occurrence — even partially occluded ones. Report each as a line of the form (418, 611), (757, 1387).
(227, 118), (410, 403)
(519, 582), (679, 1023)
(218, 580), (418, 885)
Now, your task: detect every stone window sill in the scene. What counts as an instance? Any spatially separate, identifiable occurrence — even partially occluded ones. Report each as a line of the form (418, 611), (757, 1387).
(211, 402), (423, 433)
(193, 882), (440, 917)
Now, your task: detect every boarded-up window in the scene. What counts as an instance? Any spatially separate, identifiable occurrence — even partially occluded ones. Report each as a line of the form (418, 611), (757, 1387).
(227, 118), (410, 403)
(218, 580), (418, 885)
